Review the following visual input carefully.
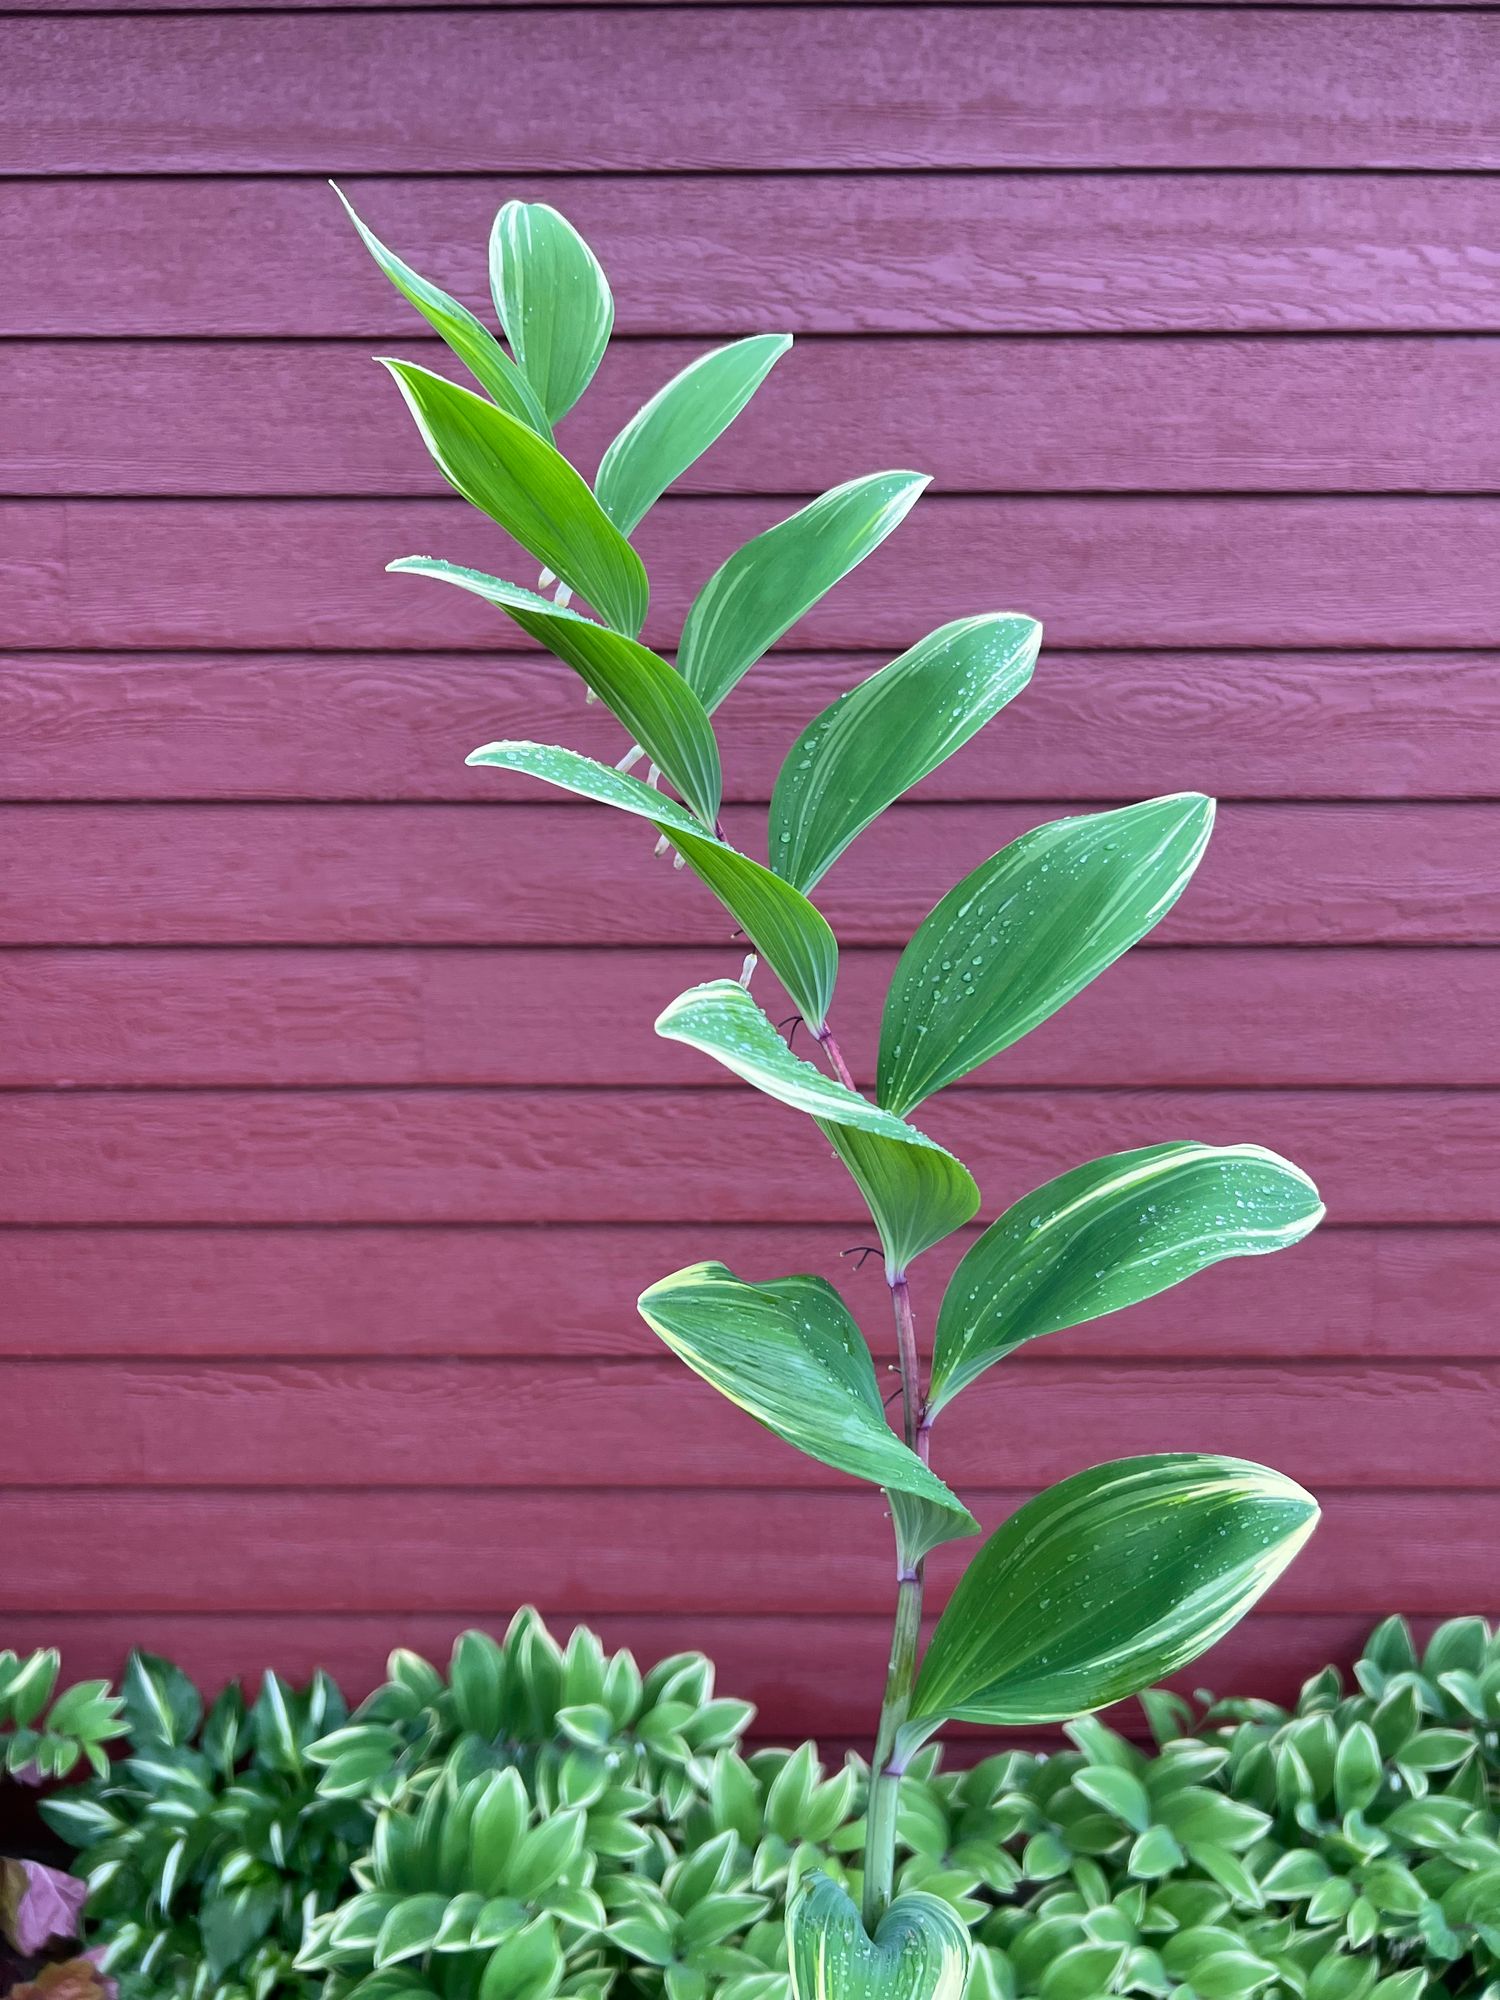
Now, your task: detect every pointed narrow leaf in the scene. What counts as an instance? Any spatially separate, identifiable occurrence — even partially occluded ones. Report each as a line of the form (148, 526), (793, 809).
(637, 1264), (975, 1559)
(333, 184), (551, 439)
(391, 561), (718, 825)
(463, 744), (834, 1026)
(907, 1454), (1319, 1735)
(596, 334), (792, 535)
(770, 614), (1041, 894)
(878, 794), (1215, 1115)
(120, 1650), (202, 1748)
(380, 359), (647, 635)
(490, 200), (613, 423)
(677, 472), (929, 714)
(654, 980), (978, 1272)
(928, 1143), (1325, 1415)
(788, 1873), (971, 2000)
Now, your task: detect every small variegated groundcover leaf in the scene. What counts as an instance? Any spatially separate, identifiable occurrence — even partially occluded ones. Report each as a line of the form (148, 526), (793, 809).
(596, 333), (793, 535)
(380, 359), (648, 635)
(677, 472), (929, 715)
(389, 560), (720, 827)
(788, 1872), (971, 2000)
(769, 613), (1041, 894)
(877, 794), (1215, 1116)
(927, 1142), (1326, 1415)
(906, 1454), (1319, 1737)
(637, 1264), (976, 1560)
(490, 200), (613, 424)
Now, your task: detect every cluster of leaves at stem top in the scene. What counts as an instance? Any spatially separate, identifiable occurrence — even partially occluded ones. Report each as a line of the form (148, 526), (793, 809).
(339, 188), (1327, 1989)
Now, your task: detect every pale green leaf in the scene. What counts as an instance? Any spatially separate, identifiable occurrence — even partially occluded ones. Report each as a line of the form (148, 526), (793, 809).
(770, 614), (1040, 893)
(490, 201), (613, 424)
(878, 794), (1215, 1115)
(787, 1873), (971, 2000)
(596, 334), (792, 535)
(390, 560), (718, 825)
(927, 1142), (1325, 1415)
(332, 184), (551, 438)
(637, 1263), (975, 1561)
(380, 359), (647, 635)
(906, 1454), (1319, 1736)
(677, 472), (929, 714)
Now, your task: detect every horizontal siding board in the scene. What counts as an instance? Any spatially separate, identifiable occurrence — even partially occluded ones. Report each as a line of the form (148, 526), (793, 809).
(7, 177), (1499, 339)
(0, 1087), (1491, 1225)
(12, 335), (1500, 500)
(5, 803), (1495, 946)
(0, 1489), (1487, 1617)
(8, 651), (1497, 804)
(5, 947), (1496, 1089)
(4, 1357), (1499, 1492)
(8, 12), (1500, 173)
(7, 496), (1500, 651)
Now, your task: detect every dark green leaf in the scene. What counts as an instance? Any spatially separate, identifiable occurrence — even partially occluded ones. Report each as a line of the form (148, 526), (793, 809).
(121, 1651), (202, 1749)
(489, 201), (612, 424)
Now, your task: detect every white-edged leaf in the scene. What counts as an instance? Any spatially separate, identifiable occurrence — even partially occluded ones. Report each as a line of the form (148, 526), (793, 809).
(490, 200), (613, 424)
(788, 1873), (971, 2000)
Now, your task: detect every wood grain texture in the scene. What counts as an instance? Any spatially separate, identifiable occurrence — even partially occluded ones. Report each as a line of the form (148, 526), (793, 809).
(6, 1222), (1489, 1363)
(7, 496), (1500, 651)
(8, 12), (1498, 172)
(5, 948), (1495, 1088)
(12, 335), (1500, 499)
(6, 803), (1495, 946)
(8, 651), (1497, 804)
(7, 177), (1499, 339)
(0, 1087), (1491, 1225)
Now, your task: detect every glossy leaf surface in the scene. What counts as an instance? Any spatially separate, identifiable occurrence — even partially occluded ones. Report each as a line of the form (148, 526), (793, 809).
(596, 333), (793, 535)
(489, 200), (613, 424)
(380, 359), (648, 635)
(333, 184), (551, 439)
(788, 1873), (972, 2000)
(823, 1124), (981, 1277)
(677, 472), (929, 714)
(769, 613), (1041, 893)
(928, 1142), (1326, 1415)
(878, 794), (1215, 1115)
(390, 560), (718, 825)
(907, 1455), (1319, 1735)
(637, 1263), (975, 1559)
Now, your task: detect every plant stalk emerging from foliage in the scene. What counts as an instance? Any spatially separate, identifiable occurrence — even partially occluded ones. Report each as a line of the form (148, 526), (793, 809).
(339, 185), (1327, 2000)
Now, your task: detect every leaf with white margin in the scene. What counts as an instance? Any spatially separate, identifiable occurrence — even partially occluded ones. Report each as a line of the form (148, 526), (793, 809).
(637, 1263), (976, 1562)
(770, 613), (1041, 894)
(788, 1873), (972, 2000)
(677, 472), (929, 715)
(928, 1143), (1325, 1416)
(489, 200), (613, 424)
(391, 560), (719, 827)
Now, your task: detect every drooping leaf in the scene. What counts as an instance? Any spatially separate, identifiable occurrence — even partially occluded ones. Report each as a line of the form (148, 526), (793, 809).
(490, 200), (613, 424)
(769, 614), (1041, 894)
(787, 1873), (972, 2000)
(595, 334), (793, 535)
(677, 472), (929, 714)
(906, 1454), (1319, 1738)
(332, 183), (551, 439)
(380, 359), (648, 635)
(653, 980), (978, 1271)
(390, 560), (719, 825)
(928, 1143), (1326, 1416)
(637, 1264), (976, 1561)
(464, 743), (835, 1025)
(877, 794), (1215, 1116)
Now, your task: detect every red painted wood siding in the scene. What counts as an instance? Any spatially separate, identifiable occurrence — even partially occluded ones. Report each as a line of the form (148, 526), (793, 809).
(3, 5), (1497, 1748)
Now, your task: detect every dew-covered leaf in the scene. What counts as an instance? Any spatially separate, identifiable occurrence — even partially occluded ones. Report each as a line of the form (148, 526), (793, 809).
(788, 1873), (972, 2000)
(489, 201), (613, 424)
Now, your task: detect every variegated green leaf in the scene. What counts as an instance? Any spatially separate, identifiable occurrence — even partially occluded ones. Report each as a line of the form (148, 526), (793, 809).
(822, 1124), (981, 1277)
(120, 1650), (202, 1749)
(380, 359), (648, 635)
(490, 201), (613, 424)
(596, 334), (793, 535)
(769, 614), (1040, 894)
(877, 794), (1215, 1116)
(463, 743), (835, 1026)
(788, 1873), (971, 2000)
(637, 1264), (976, 1561)
(389, 560), (719, 826)
(929, 1142), (1325, 1415)
(677, 472), (929, 714)
(333, 184), (551, 439)
(906, 1454), (1319, 1737)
